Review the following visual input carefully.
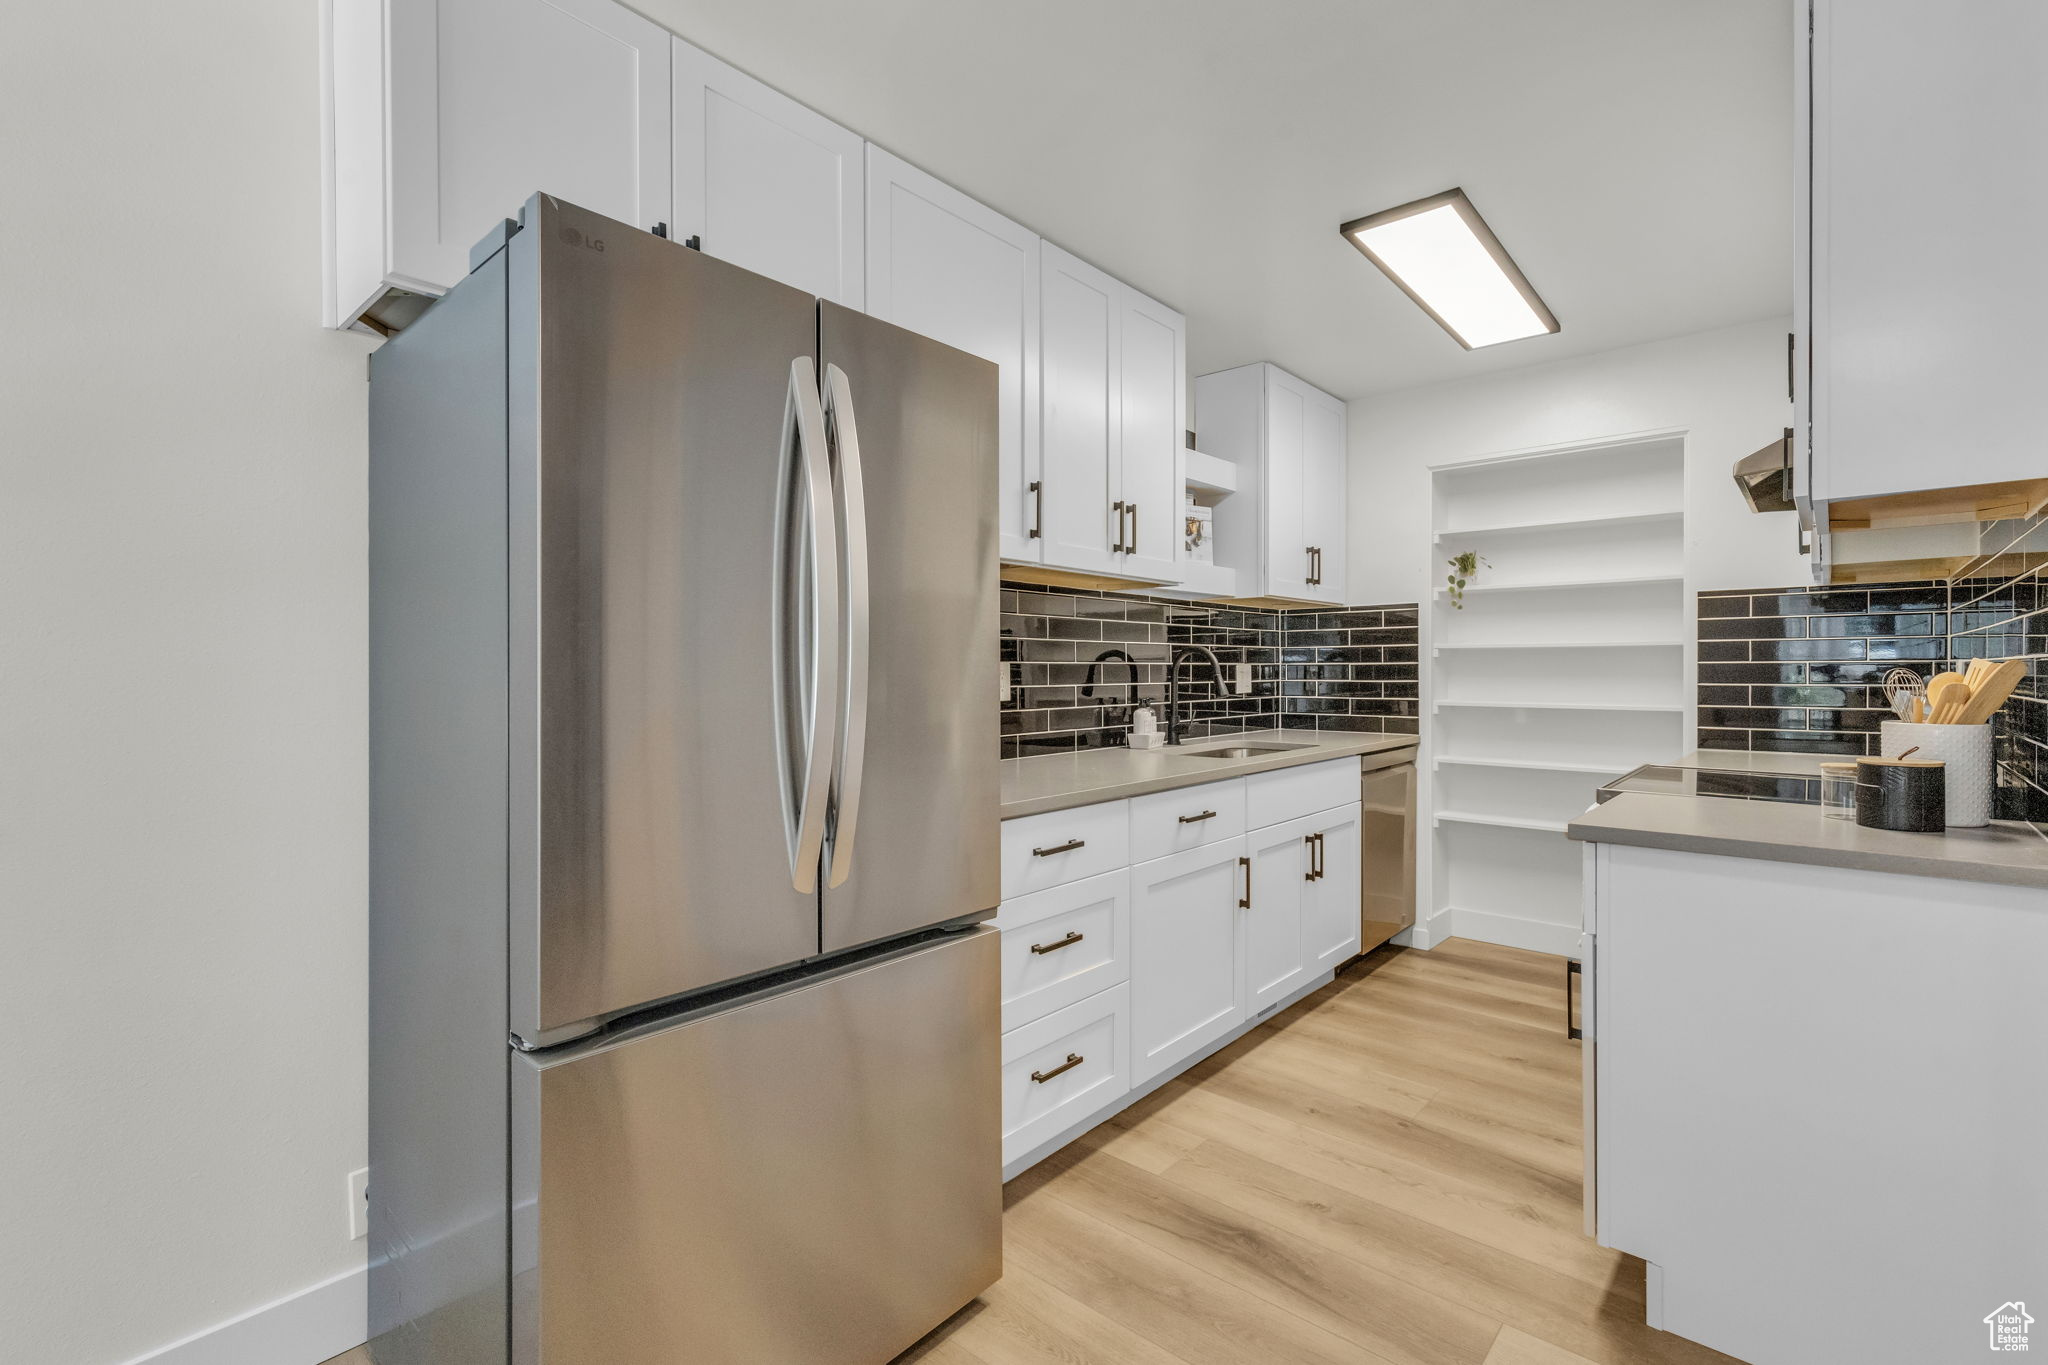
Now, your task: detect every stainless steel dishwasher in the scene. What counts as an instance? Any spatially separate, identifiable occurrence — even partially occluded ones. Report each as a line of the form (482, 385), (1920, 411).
(1359, 747), (1418, 952)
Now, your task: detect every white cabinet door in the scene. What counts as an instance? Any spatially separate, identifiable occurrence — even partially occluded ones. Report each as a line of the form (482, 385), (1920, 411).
(1300, 387), (1348, 603)
(334, 0), (672, 326)
(1244, 814), (1316, 1013)
(1262, 367), (1312, 599)
(1303, 802), (1362, 973)
(1130, 839), (1247, 1085)
(1809, 0), (2048, 503)
(865, 147), (1041, 560)
(1116, 288), (1186, 584)
(1038, 243), (1121, 574)
(671, 39), (863, 308)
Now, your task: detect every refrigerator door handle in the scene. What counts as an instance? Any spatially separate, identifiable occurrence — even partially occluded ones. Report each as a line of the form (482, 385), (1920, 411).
(822, 362), (870, 889)
(780, 357), (840, 893)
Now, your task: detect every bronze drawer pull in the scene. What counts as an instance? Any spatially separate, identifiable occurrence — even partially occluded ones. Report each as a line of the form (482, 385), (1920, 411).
(1029, 930), (1084, 955)
(1238, 854), (1252, 908)
(1032, 1052), (1085, 1084)
(1032, 838), (1086, 857)
(1304, 830), (1324, 881)
(1177, 809), (1218, 824)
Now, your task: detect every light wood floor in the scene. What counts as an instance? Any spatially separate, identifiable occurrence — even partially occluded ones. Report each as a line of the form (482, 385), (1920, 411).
(894, 938), (1746, 1365)
(329, 938), (1746, 1365)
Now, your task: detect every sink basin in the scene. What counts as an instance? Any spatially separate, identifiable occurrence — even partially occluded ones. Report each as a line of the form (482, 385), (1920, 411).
(1180, 744), (1306, 760)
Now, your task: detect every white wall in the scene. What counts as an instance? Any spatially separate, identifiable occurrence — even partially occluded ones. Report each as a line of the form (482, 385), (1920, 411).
(0, 5), (376, 1364)
(1347, 317), (1802, 604)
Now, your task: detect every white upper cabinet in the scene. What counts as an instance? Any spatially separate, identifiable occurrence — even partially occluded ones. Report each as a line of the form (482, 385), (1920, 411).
(1036, 244), (1187, 582)
(1115, 288), (1187, 584)
(865, 147), (1041, 560)
(1038, 243), (1123, 575)
(1803, 0), (2048, 506)
(328, 0), (672, 330)
(1196, 362), (1349, 604)
(671, 39), (863, 308)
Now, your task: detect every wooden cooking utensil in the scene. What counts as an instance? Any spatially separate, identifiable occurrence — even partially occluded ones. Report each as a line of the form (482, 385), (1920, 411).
(1924, 670), (1966, 697)
(1927, 677), (1972, 724)
(1957, 659), (2026, 726)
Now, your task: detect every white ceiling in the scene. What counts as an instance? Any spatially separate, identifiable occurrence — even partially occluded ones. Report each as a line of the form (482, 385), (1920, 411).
(635, 0), (1793, 400)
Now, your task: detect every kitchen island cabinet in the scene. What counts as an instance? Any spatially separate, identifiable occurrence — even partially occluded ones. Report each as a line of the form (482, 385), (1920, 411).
(1575, 817), (2048, 1365)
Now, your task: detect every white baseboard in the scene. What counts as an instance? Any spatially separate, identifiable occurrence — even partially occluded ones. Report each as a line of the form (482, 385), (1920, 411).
(1395, 905), (1455, 950)
(118, 1263), (365, 1365)
(1448, 905), (1582, 958)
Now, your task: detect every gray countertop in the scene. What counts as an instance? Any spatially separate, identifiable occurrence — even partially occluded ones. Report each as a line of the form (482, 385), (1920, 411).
(1569, 790), (2048, 891)
(1001, 729), (1416, 819)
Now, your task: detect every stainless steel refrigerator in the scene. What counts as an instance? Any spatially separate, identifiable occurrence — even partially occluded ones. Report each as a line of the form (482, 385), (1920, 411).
(368, 193), (1001, 1365)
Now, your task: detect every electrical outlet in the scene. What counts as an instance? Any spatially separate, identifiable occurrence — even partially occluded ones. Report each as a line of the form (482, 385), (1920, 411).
(347, 1168), (369, 1242)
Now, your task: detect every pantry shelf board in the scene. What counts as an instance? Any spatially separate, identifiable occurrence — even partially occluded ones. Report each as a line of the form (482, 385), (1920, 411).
(1435, 810), (1572, 834)
(1432, 573), (1685, 596)
(1433, 509), (1684, 542)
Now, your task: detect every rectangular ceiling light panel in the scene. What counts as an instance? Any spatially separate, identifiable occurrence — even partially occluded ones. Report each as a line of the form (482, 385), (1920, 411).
(1341, 189), (1558, 349)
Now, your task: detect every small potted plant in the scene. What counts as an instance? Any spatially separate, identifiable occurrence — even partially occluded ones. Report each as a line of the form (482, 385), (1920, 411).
(1445, 551), (1489, 609)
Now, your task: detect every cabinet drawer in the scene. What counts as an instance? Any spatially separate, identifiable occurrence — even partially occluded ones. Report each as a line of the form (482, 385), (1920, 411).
(1128, 778), (1247, 864)
(1246, 757), (1357, 828)
(996, 871), (1130, 1031)
(1001, 984), (1131, 1166)
(1001, 800), (1129, 900)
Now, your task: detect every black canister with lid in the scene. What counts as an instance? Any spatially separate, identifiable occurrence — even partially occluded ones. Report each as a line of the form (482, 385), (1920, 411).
(1855, 757), (1946, 832)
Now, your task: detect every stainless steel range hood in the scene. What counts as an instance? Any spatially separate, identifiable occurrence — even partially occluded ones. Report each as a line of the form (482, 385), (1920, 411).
(1733, 428), (1795, 514)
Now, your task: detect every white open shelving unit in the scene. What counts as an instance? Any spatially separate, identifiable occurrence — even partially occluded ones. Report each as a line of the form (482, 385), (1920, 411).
(1419, 433), (1691, 955)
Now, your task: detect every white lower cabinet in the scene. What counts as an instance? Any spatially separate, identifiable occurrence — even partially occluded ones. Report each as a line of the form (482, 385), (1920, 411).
(1304, 802), (1362, 973)
(996, 757), (1365, 1174)
(1000, 985), (1130, 1165)
(994, 869), (1129, 1029)
(1130, 838), (1249, 1085)
(1245, 813), (1317, 1013)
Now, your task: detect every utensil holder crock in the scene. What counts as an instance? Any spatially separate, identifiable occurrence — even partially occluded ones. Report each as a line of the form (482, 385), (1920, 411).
(1877, 721), (1993, 827)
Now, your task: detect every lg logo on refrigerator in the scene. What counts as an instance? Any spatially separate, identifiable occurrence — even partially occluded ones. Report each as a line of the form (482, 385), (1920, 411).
(557, 226), (605, 253)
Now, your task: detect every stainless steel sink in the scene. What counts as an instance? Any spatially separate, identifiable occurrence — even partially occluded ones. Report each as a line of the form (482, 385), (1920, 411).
(1179, 744), (1307, 759)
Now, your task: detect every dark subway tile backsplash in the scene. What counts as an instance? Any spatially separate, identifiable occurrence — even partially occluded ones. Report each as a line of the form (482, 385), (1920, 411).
(1699, 512), (2048, 827)
(999, 581), (1420, 759)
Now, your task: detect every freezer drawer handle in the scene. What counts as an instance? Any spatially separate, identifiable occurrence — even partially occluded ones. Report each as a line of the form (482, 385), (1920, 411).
(1032, 839), (1086, 857)
(1029, 930), (1085, 955)
(1031, 1052), (1085, 1084)
(1177, 809), (1219, 824)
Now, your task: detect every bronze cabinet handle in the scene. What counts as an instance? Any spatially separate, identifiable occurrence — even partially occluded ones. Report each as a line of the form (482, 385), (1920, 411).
(1029, 930), (1084, 955)
(1238, 854), (1252, 908)
(1304, 831), (1318, 881)
(1178, 809), (1219, 824)
(1315, 831), (1325, 879)
(1031, 1052), (1085, 1084)
(1128, 502), (1138, 556)
(1029, 479), (1043, 539)
(1111, 499), (1126, 553)
(1032, 838), (1086, 857)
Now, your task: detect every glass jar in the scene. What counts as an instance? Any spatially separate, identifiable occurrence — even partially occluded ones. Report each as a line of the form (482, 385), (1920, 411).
(1820, 762), (1859, 820)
